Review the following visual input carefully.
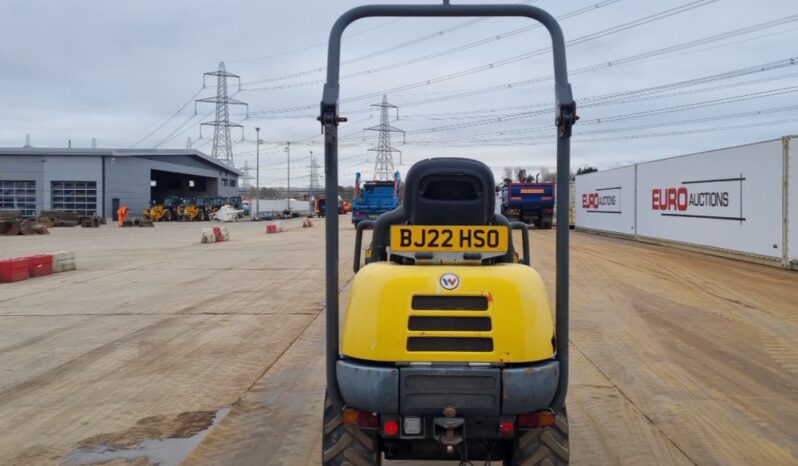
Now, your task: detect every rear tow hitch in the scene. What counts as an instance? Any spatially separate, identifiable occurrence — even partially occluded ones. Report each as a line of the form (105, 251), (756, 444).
(433, 406), (465, 453)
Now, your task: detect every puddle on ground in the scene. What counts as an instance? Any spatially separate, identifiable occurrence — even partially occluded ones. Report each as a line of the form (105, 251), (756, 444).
(65, 407), (230, 466)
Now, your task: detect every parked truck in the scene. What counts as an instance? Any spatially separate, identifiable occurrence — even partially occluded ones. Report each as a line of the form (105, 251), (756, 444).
(499, 171), (555, 229)
(312, 195), (343, 218)
(351, 171), (401, 225)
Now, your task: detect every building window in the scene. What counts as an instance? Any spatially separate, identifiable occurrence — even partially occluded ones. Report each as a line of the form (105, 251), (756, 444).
(0, 180), (36, 217)
(230, 179), (237, 187)
(51, 181), (97, 216)
(221, 179), (229, 187)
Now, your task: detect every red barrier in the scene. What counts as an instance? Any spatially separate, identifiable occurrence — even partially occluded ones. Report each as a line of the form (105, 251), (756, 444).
(28, 254), (54, 277)
(213, 226), (224, 242)
(266, 224), (278, 234)
(0, 257), (31, 283)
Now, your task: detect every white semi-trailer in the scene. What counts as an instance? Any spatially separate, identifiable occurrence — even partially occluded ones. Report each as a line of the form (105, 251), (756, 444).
(575, 136), (797, 269)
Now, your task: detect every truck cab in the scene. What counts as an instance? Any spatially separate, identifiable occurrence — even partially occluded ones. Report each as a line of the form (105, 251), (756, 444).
(500, 179), (555, 229)
(352, 172), (402, 225)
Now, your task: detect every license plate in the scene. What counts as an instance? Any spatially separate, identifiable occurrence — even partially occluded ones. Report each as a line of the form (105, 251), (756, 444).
(390, 225), (508, 252)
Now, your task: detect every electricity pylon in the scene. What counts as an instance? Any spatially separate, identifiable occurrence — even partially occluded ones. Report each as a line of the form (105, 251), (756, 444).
(365, 95), (404, 181)
(196, 62), (248, 166)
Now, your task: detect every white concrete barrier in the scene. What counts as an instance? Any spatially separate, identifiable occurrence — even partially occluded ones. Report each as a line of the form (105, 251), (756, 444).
(201, 228), (216, 243)
(51, 251), (76, 273)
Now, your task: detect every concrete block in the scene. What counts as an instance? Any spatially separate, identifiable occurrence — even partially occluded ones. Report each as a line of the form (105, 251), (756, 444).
(201, 228), (216, 243)
(51, 251), (76, 273)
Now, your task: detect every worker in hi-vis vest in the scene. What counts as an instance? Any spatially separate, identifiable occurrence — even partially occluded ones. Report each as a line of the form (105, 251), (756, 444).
(117, 205), (129, 226)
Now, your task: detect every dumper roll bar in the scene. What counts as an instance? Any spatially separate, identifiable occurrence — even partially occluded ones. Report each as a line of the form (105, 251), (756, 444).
(320, 1), (576, 413)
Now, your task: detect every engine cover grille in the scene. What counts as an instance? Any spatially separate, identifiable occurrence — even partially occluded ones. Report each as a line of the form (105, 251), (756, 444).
(407, 337), (493, 352)
(411, 295), (488, 311)
(408, 316), (491, 331)
(400, 367), (501, 415)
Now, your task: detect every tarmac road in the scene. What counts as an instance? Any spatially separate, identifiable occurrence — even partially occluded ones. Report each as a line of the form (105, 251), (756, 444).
(0, 220), (796, 465)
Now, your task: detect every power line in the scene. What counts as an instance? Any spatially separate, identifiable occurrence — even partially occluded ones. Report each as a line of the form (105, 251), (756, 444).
(409, 102), (798, 146)
(245, 12), (798, 117)
(241, 0), (617, 88)
(406, 84), (798, 144)
(401, 59), (798, 136)
(152, 112), (206, 149)
(243, 0), (716, 94)
(227, 18), (405, 64)
(128, 87), (203, 148)
(241, 18), (487, 85)
(231, 57), (798, 164)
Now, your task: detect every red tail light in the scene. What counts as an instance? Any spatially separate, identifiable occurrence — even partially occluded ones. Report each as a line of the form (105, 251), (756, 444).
(517, 411), (556, 428)
(342, 408), (379, 428)
(383, 419), (400, 436)
(498, 421), (515, 437)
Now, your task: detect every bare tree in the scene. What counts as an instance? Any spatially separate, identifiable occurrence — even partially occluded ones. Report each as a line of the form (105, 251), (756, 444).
(539, 167), (557, 183)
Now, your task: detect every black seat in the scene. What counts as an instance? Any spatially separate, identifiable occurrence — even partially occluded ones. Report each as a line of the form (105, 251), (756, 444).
(403, 158), (495, 226)
(368, 158), (515, 264)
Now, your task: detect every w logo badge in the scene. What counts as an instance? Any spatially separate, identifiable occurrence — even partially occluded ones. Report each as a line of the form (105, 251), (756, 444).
(440, 273), (460, 290)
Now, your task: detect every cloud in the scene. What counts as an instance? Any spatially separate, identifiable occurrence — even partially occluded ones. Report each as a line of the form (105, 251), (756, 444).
(2, 0), (797, 184)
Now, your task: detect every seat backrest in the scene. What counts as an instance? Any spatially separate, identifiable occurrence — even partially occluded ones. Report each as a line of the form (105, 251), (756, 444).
(403, 158), (495, 226)
(367, 158), (516, 265)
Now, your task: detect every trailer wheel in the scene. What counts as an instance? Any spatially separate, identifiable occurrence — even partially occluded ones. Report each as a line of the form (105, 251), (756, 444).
(322, 393), (381, 466)
(510, 409), (569, 466)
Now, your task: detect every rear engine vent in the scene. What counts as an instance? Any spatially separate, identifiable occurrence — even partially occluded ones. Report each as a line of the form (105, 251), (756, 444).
(411, 295), (488, 311)
(407, 337), (493, 352)
(408, 316), (491, 332)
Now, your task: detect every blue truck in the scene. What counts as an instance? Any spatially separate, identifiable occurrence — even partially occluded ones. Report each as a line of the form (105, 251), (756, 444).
(499, 179), (555, 229)
(351, 171), (401, 225)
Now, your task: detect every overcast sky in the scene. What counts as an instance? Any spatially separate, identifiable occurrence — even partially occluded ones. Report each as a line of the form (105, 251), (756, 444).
(2, 0), (797, 186)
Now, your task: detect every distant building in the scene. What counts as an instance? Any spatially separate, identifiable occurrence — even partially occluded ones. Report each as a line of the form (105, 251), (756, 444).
(0, 147), (241, 218)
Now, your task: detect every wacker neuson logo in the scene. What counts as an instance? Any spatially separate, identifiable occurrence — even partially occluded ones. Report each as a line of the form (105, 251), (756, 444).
(582, 186), (621, 214)
(651, 175), (745, 222)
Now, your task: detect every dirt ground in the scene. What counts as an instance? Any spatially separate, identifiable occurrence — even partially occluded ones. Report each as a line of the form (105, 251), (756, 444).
(0, 220), (796, 465)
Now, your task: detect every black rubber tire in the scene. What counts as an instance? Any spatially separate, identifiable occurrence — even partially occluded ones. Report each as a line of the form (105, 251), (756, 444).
(322, 394), (381, 466)
(511, 409), (569, 466)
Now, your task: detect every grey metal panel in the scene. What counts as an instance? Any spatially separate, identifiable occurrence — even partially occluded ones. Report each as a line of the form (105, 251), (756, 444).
(501, 361), (559, 415)
(218, 182), (239, 198)
(337, 360), (399, 413)
(399, 366), (501, 416)
(0, 147), (242, 176)
(145, 158), (225, 178)
(105, 158), (153, 218)
(137, 154), (225, 172)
